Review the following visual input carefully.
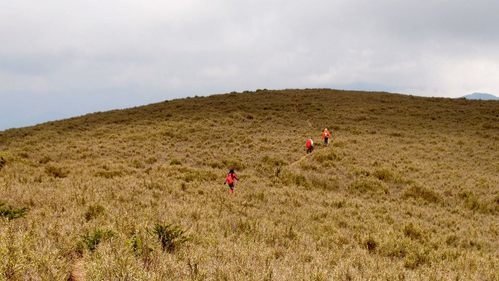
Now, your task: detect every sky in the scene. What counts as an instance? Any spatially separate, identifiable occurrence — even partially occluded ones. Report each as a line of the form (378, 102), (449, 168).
(1, 0), (499, 130)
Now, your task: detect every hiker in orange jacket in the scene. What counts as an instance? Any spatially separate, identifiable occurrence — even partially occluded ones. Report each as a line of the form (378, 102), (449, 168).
(322, 128), (332, 146)
(224, 169), (239, 194)
(305, 137), (314, 154)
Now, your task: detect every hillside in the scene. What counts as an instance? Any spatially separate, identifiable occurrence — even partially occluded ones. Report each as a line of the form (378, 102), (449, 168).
(0, 89), (498, 280)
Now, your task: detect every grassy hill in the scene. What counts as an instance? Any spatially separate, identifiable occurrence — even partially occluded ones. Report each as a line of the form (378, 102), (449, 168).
(0, 89), (498, 280)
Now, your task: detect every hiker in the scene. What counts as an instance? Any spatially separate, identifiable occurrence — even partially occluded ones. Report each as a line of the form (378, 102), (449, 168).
(322, 128), (332, 145)
(306, 137), (314, 154)
(224, 169), (239, 194)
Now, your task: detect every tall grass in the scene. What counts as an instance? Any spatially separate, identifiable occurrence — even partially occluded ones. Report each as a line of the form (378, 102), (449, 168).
(0, 89), (497, 280)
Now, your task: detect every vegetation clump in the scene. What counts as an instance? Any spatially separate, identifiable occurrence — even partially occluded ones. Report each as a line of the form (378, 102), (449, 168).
(402, 185), (441, 203)
(152, 223), (189, 253)
(0, 202), (27, 220)
(45, 165), (69, 178)
(0, 156), (5, 170)
(81, 229), (114, 252)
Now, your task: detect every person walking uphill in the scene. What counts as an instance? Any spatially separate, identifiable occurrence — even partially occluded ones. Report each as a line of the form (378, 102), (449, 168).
(224, 169), (239, 194)
(306, 137), (314, 154)
(322, 128), (332, 146)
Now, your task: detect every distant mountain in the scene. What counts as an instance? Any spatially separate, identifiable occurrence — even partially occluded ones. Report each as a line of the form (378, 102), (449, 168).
(462, 92), (499, 100)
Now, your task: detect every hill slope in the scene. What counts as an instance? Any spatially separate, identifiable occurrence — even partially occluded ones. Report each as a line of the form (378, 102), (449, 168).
(0, 89), (498, 280)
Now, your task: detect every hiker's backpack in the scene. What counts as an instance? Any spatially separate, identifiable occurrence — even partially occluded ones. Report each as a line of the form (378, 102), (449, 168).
(306, 139), (313, 149)
(226, 174), (234, 184)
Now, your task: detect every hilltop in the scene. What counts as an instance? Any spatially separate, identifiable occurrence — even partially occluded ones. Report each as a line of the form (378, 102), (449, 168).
(462, 92), (499, 100)
(0, 89), (498, 280)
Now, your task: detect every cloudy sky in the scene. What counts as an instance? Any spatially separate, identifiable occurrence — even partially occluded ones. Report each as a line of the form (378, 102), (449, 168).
(1, 0), (498, 130)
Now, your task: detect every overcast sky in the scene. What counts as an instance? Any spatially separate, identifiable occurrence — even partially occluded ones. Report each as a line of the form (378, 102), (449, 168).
(1, 0), (498, 130)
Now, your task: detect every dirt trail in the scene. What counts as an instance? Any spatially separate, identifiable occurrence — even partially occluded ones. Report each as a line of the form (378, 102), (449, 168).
(68, 259), (86, 281)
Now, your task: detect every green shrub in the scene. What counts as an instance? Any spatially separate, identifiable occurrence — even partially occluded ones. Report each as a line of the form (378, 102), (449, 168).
(0, 202), (28, 220)
(152, 223), (188, 253)
(82, 229), (114, 252)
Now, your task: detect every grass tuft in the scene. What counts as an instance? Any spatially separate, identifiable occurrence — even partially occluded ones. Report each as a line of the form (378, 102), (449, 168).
(45, 165), (69, 178)
(402, 185), (441, 203)
(152, 223), (189, 253)
(0, 202), (28, 220)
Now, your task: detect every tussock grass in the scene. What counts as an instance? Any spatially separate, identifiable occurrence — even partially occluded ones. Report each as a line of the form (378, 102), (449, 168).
(0, 89), (498, 280)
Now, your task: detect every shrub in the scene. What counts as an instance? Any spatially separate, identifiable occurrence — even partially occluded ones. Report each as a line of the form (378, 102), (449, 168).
(0, 156), (6, 170)
(372, 168), (396, 182)
(313, 150), (342, 163)
(84, 204), (105, 221)
(170, 159), (182, 165)
(349, 177), (388, 194)
(82, 229), (114, 252)
(364, 236), (378, 253)
(152, 223), (188, 253)
(281, 170), (308, 187)
(222, 159), (245, 171)
(403, 223), (423, 241)
(95, 170), (123, 179)
(38, 155), (51, 164)
(404, 248), (430, 269)
(45, 165), (69, 178)
(0, 202), (28, 220)
(309, 175), (339, 191)
(145, 157), (157, 164)
(402, 185), (441, 203)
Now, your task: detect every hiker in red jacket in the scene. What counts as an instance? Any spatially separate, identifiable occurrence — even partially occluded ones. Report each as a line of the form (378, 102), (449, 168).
(224, 169), (239, 194)
(305, 137), (314, 154)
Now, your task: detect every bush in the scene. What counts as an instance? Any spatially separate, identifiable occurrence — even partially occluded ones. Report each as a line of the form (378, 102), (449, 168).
(403, 223), (424, 241)
(313, 150), (342, 164)
(0, 156), (6, 170)
(170, 159), (182, 165)
(95, 170), (123, 179)
(372, 168), (396, 182)
(222, 159), (245, 171)
(152, 223), (189, 253)
(38, 155), (51, 164)
(0, 202), (28, 220)
(45, 165), (69, 178)
(82, 229), (114, 252)
(402, 185), (441, 203)
(349, 177), (388, 194)
(84, 204), (105, 221)
(364, 236), (378, 253)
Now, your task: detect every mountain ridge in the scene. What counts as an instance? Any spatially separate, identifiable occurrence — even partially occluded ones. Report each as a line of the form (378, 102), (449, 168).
(462, 92), (498, 100)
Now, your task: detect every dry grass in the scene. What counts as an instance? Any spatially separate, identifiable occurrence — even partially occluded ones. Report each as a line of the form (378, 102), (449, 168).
(0, 89), (498, 280)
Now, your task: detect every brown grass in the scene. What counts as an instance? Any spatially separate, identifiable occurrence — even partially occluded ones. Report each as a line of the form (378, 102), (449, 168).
(0, 89), (498, 280)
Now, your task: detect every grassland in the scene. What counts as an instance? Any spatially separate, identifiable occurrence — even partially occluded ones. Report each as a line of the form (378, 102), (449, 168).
(0, 89), (498, 280)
